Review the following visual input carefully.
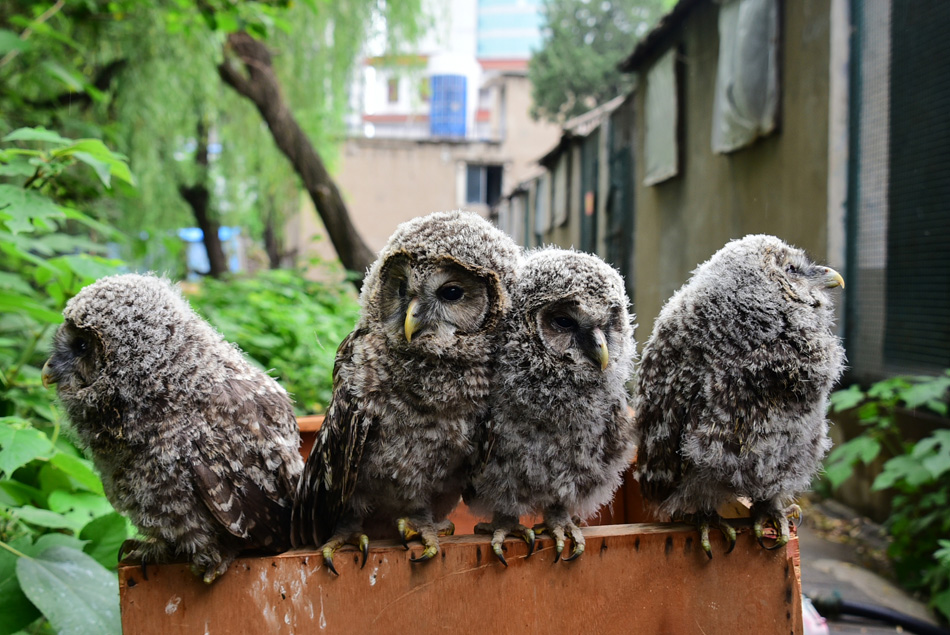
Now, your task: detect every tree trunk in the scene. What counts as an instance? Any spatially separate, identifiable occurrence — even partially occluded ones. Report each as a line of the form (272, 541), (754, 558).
(263, 203), (282, 269)
(218, 31), (375, 284)
(179, 120), (228, 278)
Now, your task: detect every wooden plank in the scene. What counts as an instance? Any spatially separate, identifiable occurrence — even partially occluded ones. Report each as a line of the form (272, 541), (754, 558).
(119, 522), (803, 635)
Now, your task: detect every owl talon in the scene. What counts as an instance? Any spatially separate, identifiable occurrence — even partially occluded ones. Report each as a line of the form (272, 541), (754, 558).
(436, 520), (455, 537)
(359, 534), (369, 569)
(753, 508), (791, 551)
(695, 514), (734, 559)
(492, 540), (508, 567)
(409, 544), (438, 563)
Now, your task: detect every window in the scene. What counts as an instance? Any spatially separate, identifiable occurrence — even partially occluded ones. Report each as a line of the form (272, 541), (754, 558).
(387, 77), (400, 104)
(466, 164), (503, 206)
(643, 48), (678, 186)
(711, 0), (780, 153)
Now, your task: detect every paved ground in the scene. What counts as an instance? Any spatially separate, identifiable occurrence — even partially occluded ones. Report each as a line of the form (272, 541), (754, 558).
(797, 499), (946, 634)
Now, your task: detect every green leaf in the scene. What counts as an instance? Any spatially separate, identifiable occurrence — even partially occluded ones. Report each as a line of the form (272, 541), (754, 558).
(0, 536), (41, 635)
(0, 185), (64, 234)
(16, 546), (121, 635)
(901, 377), (950, 409)
(822, 461), (854, 490)
(13, 506), (74, 530)
(70, 151), (112, 188)
(0, 28), (29, 56)
(47, 491), (114, 532)
(0, 157), (37, 178)
(49, 454), (104, 496)
(80, 513), (131, 569)
(829, 385), (865, 412)
(53, 140), (134, 187)
(0, 480), (44, 507)
(873, 455), (934, 490)
(0, 291), (63, 324)
(0, 425), (54, 477)
(932, 589), (950, 622)
(16, 505), (73, 529)
(42, 61), (85, 93)
(60, 255), (123, 283)
(61, 208), (124, 241)
(2, 128), (71, 146)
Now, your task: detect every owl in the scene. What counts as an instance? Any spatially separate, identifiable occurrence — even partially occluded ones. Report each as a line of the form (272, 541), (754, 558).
(42, 274), (303, 583)
(292, 210), (522, 573)
(634, 235), (845, 557)
(466, 248), (637, 565)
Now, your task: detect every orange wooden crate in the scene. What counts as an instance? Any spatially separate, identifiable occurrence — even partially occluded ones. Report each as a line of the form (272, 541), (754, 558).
(117, 417), (801, 634)
(119, 523), (802, 634)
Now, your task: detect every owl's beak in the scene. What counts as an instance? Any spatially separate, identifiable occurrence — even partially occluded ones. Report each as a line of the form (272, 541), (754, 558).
(404, 298), (421, 343)
(821, 267), (845, 289)
(591, 328), (609, 371)
(41, 359), (55, 389)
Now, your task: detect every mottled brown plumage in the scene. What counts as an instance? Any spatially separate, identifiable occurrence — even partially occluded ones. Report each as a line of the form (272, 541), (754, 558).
(292, 210), (521, 572)
(634, 235), (845, 556)
(43, 274), (302, 582)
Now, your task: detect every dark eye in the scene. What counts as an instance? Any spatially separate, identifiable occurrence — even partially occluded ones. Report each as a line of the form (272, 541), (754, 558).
(71, 336), (89, 355)
(785, 264), (800, 275)
(437, 285), (464, 302)
(398, 279), (408, 298)
(552, 315), (578, 330)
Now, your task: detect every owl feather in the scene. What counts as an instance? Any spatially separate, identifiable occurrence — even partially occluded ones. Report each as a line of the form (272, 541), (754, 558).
(466, 248), (637, 564)
(43, 274), (303, 583)
(634, 234), (845, 556)
(292, 210), (521, 572)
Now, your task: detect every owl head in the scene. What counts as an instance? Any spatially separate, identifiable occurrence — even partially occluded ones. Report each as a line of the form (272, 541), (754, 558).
(510, 247), (635, 383)
(42, 274), (224, 420)
(360, 211), (522, 357)
(689, 235), (844, 321)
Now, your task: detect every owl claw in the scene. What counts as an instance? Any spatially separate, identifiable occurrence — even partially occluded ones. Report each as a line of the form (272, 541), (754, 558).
(409, 544), (438, 563)
(492, 541), (508, 567)
(322, 545), (340, 576)
(359, 534), (369, 569)
(536, 518), (584, 563)
(694, 514), (735, 559)
(320, 532), (367, 576)
(477, 520), (534, 566)
(752, 505), (792, 551)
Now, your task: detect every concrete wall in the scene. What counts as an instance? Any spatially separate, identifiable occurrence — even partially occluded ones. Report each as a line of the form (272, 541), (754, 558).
(290, 73), (560, 262)
(630, 0), (832, 343)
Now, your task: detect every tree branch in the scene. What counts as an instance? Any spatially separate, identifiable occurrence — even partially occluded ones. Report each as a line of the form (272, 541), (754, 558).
(217, 31), (374, 283)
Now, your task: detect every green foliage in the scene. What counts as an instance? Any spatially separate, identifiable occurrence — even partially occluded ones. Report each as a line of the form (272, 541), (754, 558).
(2, 0), (424, 270)
(0, 127), (131, 635)
(529, 0), (669, 123)
(188, 267), (360, 414)
(822, 370), (950, 621)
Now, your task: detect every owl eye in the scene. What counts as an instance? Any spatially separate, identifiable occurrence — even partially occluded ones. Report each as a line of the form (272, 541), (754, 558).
(437, 285), (465, 302)
(71, 336), (89, 355)
(552, 315), (578, 331)
(785, 264), (800, 275)
(398, 279), (408, 298)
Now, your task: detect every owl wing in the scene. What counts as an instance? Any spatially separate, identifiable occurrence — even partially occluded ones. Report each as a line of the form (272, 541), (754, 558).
(636, 338), (702, 506)
(292, 328), (371, 547)
(191, 380), (302, 553)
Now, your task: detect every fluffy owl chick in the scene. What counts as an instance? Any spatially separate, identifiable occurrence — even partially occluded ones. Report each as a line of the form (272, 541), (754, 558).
(635, 235), (845, 558)
(42, 274), (303, 583)
(466, 248), (636, 565)
(292, 210), (521, 573)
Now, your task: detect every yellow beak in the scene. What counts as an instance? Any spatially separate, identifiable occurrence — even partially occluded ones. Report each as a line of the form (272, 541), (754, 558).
(41, 359), (54, 389)
(404, 298), (420, 343)
(822, 267), (845, 289)
(593, 328), (609, 371)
